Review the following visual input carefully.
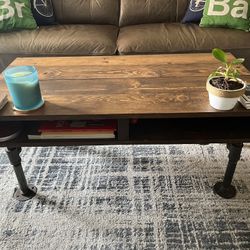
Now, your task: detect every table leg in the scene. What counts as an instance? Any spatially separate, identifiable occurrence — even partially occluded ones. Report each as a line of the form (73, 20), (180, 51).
(6, 147), (37, 201)
(213, 143), (243, 199)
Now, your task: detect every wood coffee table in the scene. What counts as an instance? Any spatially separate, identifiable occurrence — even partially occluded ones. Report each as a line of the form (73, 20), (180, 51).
(1, 54), (250, 201)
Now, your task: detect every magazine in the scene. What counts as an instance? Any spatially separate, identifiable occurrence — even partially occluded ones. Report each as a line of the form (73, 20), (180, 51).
(239, 85), (250, 109)
(242, 85), (250, 102)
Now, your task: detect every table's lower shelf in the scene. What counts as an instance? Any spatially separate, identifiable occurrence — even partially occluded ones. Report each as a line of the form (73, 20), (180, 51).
(1, 117), (250, 147)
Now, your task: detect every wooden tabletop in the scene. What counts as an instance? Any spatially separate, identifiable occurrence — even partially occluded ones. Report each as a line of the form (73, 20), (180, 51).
(1, 54), (250, 121)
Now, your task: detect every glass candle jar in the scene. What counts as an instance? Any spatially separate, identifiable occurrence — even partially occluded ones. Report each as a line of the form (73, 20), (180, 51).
(3, 66), (44, 111)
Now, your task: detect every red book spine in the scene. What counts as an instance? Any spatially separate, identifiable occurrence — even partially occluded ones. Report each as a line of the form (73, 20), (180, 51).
(39, 120), (117, 132)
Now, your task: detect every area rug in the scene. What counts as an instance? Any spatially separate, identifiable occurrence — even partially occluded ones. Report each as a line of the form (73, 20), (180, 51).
(0, 144), (249, 250)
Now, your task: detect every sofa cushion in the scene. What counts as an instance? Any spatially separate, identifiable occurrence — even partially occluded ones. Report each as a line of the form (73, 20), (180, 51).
(119, 0), (177, 27)
(0, 25), (118, 55)
(117, 23), (250, 54)
(177, 0), (189, 21)
(52, 0), (119, 25)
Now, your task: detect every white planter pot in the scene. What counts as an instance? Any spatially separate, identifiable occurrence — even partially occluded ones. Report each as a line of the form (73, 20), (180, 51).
(208, 93), (239, 110)
(206, 77), (247, 111)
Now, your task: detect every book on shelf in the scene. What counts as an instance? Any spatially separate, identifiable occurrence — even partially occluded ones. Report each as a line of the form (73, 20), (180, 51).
(239, 85), (250, 109)
(28, 119), (117, 140)
(28, 133), (115, 140)
(0, 93), (8, 111)
(39, 120), (117, 132)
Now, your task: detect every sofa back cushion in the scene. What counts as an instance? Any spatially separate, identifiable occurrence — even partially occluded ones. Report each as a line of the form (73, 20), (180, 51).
(177, 0), (189, 21)
(52, 0), (119, 25)
(120, 0), (187, 26)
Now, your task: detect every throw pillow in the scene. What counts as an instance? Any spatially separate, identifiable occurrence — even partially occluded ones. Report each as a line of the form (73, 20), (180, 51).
(31, 0), (56, 26)
(182, 0), (206, 23)
(200, 0), (250, 31)
(0, 0), (37, 31)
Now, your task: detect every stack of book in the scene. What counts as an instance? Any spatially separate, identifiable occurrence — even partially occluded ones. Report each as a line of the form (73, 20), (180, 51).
(28, 120), (117, 140)
(239, 85), (250, 109)
(0, 93), (8, 111)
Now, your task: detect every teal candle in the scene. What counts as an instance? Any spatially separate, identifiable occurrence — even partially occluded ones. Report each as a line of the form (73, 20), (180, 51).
(3, 66), (44, 111)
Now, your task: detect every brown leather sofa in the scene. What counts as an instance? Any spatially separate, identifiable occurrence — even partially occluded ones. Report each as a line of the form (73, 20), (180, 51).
(0, 0), (250, 72)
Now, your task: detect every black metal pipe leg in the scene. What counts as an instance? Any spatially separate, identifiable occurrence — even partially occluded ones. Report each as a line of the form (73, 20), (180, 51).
(6, 147), (37, 201)
(213, 143), (243, 199)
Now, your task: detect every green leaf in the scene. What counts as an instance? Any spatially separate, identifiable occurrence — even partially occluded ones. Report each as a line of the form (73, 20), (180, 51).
(209, 71), (224, 78)
(231, 58), (245, 65)
(212, 48), (227, 63)
(233, 69), (240, 77)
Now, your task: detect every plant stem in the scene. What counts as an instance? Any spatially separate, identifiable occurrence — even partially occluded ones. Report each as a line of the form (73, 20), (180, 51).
(223, 78), (229, 90)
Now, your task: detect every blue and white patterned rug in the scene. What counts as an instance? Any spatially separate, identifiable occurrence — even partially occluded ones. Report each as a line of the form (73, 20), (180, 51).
(0, 144), (250, 250)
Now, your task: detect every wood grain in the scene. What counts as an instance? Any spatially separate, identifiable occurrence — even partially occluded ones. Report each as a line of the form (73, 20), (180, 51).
(0, 54), (250, 121)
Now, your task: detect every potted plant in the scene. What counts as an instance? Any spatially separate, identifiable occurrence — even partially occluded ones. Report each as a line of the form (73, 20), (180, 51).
(206, 48), (247, 110)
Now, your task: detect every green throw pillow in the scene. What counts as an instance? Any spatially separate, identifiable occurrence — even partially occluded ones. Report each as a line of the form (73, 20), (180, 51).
(0, 0), (37, 32)
(200, 0), (250, 31)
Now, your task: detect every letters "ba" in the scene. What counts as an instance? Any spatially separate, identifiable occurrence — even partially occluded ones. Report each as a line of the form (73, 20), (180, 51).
(208, 0), (248, 19)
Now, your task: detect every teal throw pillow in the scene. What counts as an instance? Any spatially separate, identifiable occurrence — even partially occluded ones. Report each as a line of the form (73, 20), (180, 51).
(200, 0), (250, 31)
(0, 0), (37, 32)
